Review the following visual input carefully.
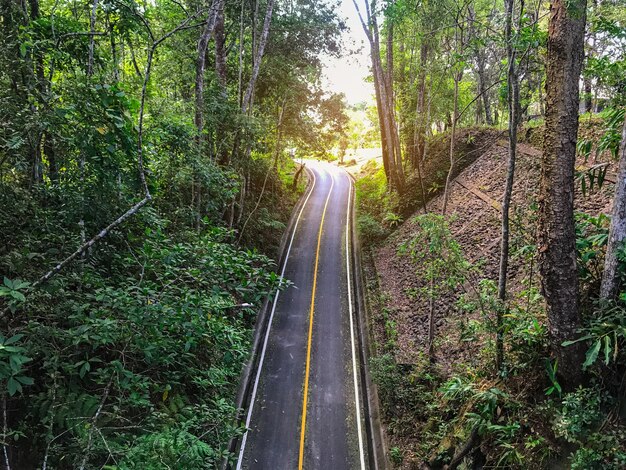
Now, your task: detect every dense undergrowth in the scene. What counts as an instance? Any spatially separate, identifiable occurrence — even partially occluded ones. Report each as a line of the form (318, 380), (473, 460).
(357, 121), (626, 469)
(0, 163), (299, 468)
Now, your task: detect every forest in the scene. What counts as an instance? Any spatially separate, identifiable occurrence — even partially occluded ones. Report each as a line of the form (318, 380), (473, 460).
(353, 0), (626, 467)
(0, 0), (347, 467)
(1, 0), (625, 468)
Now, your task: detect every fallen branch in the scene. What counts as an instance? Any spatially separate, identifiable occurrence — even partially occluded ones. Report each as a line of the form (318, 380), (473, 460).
(445, 425), (480, 470)
(33, 196), (151, 288)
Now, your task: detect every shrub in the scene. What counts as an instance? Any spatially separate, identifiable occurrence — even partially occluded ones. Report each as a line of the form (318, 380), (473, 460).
(358, 214), (387, 244)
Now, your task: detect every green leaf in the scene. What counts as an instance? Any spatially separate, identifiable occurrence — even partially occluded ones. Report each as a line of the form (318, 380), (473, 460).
(12, 281), (30, 290)
(3, 277), (12, 289)
(7, 377), (21, 396)
(604, 335), (611, 365)
(9, 291), (26, 302)
(583, 339), (602, 369)
(562, 335), (592, 346)
(79, 361), (91, 378)
(15, 375), (33, 385)
(4, 335), (24, 346)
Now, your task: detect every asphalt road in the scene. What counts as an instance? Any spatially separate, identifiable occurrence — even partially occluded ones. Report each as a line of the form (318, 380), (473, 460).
(236, 161), (368, 469)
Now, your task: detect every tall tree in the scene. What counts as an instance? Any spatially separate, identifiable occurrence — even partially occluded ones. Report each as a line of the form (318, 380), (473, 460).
(496, 0), (523, 370)
(353, 0), (405, 192)
(600, 114), (626, 302)
(194, 0), (221, 149)
(538, 0), (587, 387)
(442, 3), (467, 214)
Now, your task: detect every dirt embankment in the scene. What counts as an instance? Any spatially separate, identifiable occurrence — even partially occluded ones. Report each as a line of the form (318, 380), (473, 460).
(400, 128), (505, 215)
(363, 121), (617, 464)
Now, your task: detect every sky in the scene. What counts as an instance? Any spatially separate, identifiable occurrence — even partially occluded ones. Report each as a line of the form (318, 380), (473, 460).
(321, 0), (374, 106)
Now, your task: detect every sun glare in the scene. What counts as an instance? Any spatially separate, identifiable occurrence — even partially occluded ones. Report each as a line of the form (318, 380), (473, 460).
(322, 0), (374, 106)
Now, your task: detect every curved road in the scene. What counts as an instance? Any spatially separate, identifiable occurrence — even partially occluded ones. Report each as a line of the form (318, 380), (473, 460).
(236, 162), (369, 469)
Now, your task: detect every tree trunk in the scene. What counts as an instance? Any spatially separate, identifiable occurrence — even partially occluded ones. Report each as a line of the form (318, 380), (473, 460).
(214, 2), (227, 94)
(538, 0), (587, 388)
(413, 80), (428, 213)
(87, 0), (99, 76)
(442, 70), (460, 215)
(386, 23), (403, 180)
(372, 60), (392, 185)
(241, 0), (275, 114)
(583, 77), (592, 113)
(497, 0), (521, 371)
(353, 0), (404, 192)
(43, 133), (57, 183)
(230, 0), (275, 164)
(468, 5), (493, 126)
(194, 0), (221, 148)
(214, 1), (228, 163)
(600, 114), (626, 302)
(415, 42), (428, 167)
(476, 51), (493, 125)
(109, 16), (119, 81)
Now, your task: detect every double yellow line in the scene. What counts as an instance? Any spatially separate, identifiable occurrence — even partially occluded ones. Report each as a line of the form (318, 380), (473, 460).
(298, 172), (335, 469)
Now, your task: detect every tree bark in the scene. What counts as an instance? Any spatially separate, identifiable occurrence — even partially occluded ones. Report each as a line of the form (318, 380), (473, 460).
(476, 51), (493, 125)
(241, 0), (275, 114)
(194, 0), (221, 148)
(214, 2), (227, 94)
(353, 0), (404, 192)
(600, 114), (626, 302)
(230, 0), (275, 164)
(415, 41), (428, 167)
(469, 5), (493, 126)
(87, 0), (99, 76)
(538, 0), (587, 388)
(214, 1), (228, 163)
(496, 0), (523, 371)
(442, 70), (460, 215)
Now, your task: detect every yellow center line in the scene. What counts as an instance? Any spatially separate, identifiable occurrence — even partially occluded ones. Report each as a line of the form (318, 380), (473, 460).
(298, 169), (335, 470)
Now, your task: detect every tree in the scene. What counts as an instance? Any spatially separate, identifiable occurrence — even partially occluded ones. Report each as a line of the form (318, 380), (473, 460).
(353, 0), (405, 192)
(400, 214), (471, 360)
(496, 0), (522, 370)
(537, 0), (588, 387)
(600, 113), (626, 302)
(442, 1), (469, 215)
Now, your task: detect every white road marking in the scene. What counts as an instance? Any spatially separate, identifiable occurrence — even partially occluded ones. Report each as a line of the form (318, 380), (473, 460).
(343, 170), (367, 470)
(236, 167), (319, 470)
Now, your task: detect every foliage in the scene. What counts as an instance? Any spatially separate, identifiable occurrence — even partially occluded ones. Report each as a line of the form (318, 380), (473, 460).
(575, 212), (610, 287)
(355, 160), (395, 221)
(2, 223), (284, 467)
(563, 305), (626, 370)
(399, 214), (471, 303)
(553, 386), (604, 442)
(0, 0), (345, 466)
(358, 214), (387, 245)
(458, 279), (548, 375)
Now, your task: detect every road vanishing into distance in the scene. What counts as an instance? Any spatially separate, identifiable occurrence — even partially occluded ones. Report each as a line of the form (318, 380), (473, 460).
(236, 162), (369, 469)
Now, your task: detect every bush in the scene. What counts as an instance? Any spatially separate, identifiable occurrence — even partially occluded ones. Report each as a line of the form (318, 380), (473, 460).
(554, 386), (604, 443)
(3, 224), (283, 468)
(358, 214), (387, 244)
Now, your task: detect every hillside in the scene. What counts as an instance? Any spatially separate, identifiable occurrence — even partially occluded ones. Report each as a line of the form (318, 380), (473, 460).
(358, 122), (625, 468)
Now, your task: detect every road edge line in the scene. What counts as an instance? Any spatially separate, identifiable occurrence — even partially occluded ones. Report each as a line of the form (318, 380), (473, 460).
(225, 164), (317, 470)
(345, 176), (367, 469)
(347, 171), (390, 470)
